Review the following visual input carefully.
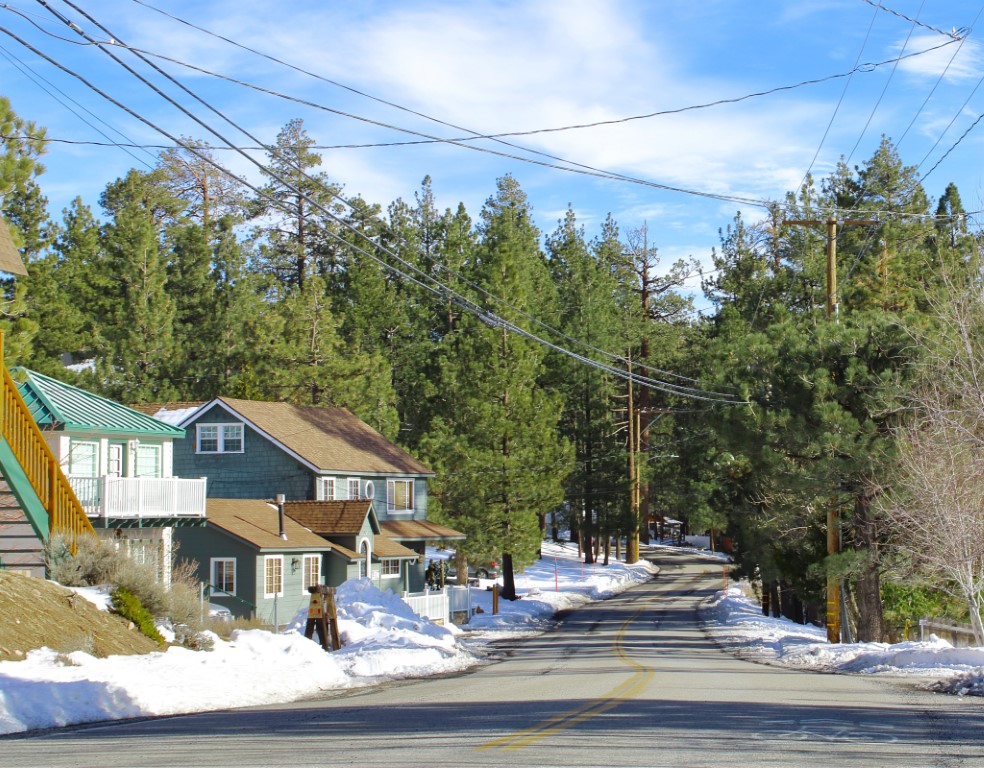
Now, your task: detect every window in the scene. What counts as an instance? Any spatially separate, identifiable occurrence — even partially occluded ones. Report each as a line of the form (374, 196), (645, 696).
(135, 444), (162, 478)
(347, 478), (361, 500)
(196, 424), (244, 454)
(211, 558), (236, 593)
(387, 479), (414, 513)
(318, 477), (336, 500)
(302, 555), (321, 592)
(264, 556), (283, 597)
(381, 559), (400, 578)
(69, 440), (98, 477)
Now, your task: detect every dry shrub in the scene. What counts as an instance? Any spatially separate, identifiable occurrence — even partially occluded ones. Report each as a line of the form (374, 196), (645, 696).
(46, 533), (211, 649)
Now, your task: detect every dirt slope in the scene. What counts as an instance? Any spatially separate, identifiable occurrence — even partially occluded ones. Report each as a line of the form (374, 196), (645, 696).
(0, 570), (162, 660)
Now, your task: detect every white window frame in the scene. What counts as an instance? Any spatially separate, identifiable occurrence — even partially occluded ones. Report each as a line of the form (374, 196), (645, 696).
(69, 439), (99, 478)
(264, 555), (284, 598)
(210, 557), (236, 594)
(318, 477), (337, 500)
(347, 477), (361, 500)
(364, 480), (375, 499)
(134, 443), (162, 478)
(387, 478), (414, 514)
(196, 423), (245, 454)
(381, 559), (400, 578)
(302, 554), (321, 593)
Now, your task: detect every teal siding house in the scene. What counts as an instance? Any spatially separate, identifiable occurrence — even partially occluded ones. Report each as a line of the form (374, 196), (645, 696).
(150, 398), (464, 596)
(2, 370), (206, 579)
(176, 498), (336, 625)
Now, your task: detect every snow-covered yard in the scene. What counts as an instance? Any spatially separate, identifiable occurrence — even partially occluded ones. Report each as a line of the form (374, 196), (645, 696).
(1, 540), (982, 736)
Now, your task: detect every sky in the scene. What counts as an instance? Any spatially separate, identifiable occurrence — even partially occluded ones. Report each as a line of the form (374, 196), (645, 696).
(3, 0), (984, 295)
(0, 539), (982, 736)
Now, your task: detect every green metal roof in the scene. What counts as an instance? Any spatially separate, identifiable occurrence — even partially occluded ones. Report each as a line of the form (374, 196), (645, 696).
(15, 369), (185, 438)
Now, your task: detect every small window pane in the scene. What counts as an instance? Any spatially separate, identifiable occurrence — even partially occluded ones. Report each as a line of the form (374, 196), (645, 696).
(347, 479), (361, 500)
(264, 557), (283, 597)
(212, 559), (235, 593)
(198, 426), (219, 453)
(69, 441), (98, 477)
(222, 425), (243, 453)
(303, 555), (320, 591)
(135, 444), (161, 478)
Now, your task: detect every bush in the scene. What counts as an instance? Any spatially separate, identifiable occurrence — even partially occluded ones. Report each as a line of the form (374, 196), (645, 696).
(111, 587), (166, 645)
(47, 533), (210, 649)
(45, 533), (120, 587)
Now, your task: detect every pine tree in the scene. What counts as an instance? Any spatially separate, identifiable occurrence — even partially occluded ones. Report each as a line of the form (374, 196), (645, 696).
(419, 176), (571, 598)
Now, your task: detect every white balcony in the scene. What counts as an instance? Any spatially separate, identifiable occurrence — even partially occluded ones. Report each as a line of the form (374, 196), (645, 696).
(69, 476), (207, 520)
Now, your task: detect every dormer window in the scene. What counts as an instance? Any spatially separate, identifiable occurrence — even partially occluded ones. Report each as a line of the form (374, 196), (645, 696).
(196, 423), (244, 454)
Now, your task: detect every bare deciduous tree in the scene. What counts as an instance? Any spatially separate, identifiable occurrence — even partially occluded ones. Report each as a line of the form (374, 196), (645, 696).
(882, 277), (984, 644)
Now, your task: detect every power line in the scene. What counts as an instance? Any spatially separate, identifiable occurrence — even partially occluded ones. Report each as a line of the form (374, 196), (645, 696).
(0, 41), (154, 169)
(9, 4), (745, 404)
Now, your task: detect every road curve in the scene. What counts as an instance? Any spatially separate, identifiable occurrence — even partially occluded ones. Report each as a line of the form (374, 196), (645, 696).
(2, 549), (982, 768)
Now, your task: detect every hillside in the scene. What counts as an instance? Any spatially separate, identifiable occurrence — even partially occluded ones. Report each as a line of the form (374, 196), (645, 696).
(0, 571), (162, 660)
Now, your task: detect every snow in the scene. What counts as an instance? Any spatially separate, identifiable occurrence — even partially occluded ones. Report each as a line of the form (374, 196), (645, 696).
(2, 541), (982, 736)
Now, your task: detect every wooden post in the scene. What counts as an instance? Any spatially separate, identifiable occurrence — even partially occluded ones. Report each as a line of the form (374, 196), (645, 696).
(304, 586), (341, 651)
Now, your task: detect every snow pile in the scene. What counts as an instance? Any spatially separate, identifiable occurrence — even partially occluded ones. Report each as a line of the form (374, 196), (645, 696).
(4, 542), (983, 739)
(702, 584), (984, 686)
(0, 540), (654, 735)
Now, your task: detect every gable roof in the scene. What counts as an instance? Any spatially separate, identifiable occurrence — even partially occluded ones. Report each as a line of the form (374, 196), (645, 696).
(205, 499), (334, 551)
(16, 369), (185, 438)
(283, 500), (380, 536)
(181, 398), (433, 476)
(380, 519), (466, 542)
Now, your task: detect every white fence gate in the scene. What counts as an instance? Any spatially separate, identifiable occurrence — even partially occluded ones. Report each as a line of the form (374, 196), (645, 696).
(402, 585), (472, 625)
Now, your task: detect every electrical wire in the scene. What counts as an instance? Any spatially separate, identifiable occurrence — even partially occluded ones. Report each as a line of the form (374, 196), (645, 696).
(0, 41), (153, 168)
(7, 4), (746, 404)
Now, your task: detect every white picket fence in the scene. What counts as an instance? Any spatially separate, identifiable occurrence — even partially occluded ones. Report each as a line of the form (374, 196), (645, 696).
(401, 585), (472, 625)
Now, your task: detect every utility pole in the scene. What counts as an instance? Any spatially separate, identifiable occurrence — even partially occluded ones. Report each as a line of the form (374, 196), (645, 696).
(785, 216), (877, 643)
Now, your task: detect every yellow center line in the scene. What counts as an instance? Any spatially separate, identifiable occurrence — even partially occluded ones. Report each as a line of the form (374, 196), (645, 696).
(478, 604), (651, 751)
(477, 570), (708, 752)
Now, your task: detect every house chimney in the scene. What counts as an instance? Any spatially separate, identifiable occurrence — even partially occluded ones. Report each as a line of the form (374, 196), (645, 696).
(276, 494), (287, 540)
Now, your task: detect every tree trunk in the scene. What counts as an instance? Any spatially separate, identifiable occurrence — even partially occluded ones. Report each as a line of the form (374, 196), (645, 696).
(853, 493), (885, 642)
(500, 552), (518, 600)
(454, 550), (469, 587)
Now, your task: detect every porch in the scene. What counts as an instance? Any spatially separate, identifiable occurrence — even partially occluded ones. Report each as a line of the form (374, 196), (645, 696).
(69, 476), (207, 520)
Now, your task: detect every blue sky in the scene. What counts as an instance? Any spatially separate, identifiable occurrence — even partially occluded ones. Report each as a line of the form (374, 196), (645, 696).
(2, 0), (983, 291)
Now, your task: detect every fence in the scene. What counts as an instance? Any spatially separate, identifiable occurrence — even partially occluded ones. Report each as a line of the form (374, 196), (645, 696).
(402, 585), (472, 626)
(919, 618), (980, 647)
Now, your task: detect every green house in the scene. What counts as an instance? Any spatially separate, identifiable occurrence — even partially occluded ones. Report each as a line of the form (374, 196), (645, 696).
(1, 370), (206, 578)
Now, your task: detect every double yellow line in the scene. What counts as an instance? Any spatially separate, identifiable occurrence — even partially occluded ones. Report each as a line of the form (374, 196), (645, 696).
(478, 603), (655, 751)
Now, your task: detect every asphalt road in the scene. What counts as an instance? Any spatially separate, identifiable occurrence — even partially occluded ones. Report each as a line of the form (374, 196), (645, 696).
(3, 549), (983, 768)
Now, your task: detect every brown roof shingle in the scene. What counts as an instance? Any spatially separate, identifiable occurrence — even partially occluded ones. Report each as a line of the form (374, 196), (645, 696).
(380, 519), (466, 541)
(283, 500), (376, 536)
(215, 398), (433, 476)
(205, 499), (334, 550)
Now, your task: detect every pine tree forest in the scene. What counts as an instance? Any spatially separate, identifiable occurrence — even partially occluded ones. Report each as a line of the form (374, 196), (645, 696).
(4, 97), (984, 642)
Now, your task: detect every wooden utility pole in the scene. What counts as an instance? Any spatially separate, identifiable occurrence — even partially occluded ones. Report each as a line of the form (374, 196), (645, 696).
(626, 352), (640, 564)
(784, 217), (877, 643)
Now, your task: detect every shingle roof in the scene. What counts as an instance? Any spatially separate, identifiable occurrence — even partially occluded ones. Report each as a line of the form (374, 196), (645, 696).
(380, 519), (466, 541)
(283, 500), (378, 536)
(205, 499), (334, 551)
(16, 369), (185, 437)
(373, 535), (420, 559)
(205, 398), (433, 476)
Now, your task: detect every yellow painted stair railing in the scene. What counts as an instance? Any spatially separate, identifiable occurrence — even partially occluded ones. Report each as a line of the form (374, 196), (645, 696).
(0, 331), (93, 553)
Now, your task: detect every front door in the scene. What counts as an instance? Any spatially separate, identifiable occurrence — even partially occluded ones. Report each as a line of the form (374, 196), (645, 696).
(108, 443), (125, 477)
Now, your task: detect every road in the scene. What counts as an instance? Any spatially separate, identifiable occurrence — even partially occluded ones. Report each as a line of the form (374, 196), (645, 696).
(2, 549), (983, 767)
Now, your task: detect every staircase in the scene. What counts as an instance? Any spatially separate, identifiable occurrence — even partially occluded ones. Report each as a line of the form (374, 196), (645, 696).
(0, 331), (93, 574)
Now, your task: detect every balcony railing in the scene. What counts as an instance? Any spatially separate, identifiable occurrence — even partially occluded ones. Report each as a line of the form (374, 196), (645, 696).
(69, 476), (207, 519)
